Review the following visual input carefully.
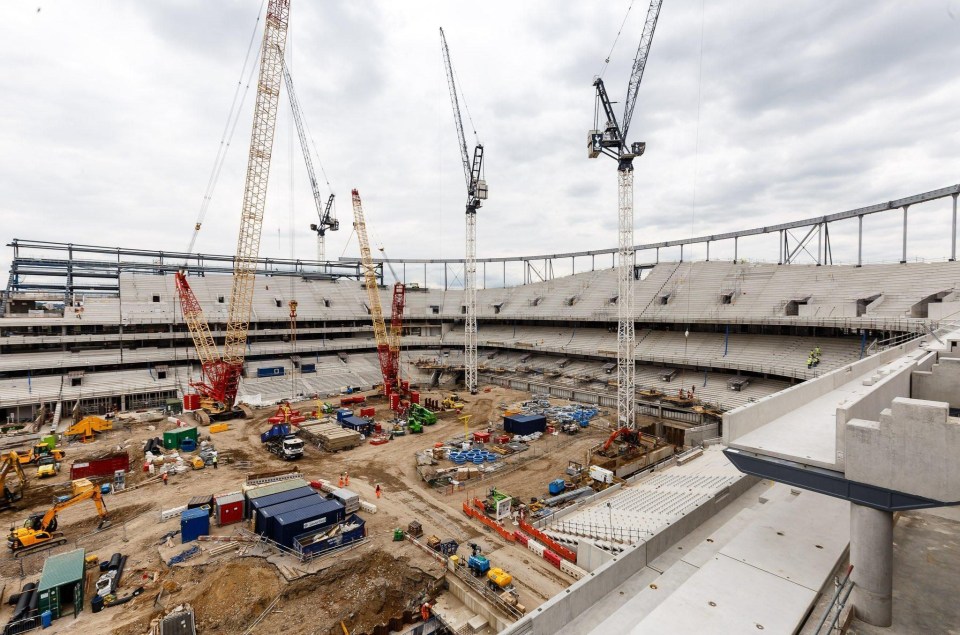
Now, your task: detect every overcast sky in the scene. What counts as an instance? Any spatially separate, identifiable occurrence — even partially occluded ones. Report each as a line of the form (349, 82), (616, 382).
(2, 1), (959, 285)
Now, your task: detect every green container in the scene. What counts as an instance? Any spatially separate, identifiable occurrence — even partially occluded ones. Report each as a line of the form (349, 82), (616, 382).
(40, 435), (58, 450)
(166, 398), (183, 415)
(163, 426), (199, 450)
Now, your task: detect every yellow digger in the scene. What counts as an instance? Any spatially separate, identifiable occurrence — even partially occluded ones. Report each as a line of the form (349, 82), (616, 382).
(7, 478), (110, 556)
(64, 415), (112, 443)
(0, 451), (27, 510)
(16, 444), (65, 466)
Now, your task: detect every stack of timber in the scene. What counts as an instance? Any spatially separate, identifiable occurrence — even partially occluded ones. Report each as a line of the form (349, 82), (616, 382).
(298, 421), (362, 451)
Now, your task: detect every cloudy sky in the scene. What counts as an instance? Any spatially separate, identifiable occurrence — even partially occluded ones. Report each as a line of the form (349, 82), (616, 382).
(2, 1), (959, 285)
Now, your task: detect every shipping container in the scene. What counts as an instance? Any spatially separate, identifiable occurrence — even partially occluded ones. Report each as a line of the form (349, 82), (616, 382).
(358, 407), (375, 418)
(256, 495), (327, 536)
(271, 499), (345, 548)
(214, 492), (244, 527)
(257, 367), (285, 378)
(180, 508), (210, 543)
(293, 513), (366, 559)
(341, 416), (374, 436)
(336, 409), (353, 423)
(162, 426), (199, 450)
(187, 495), (214, 514)
(69, 452), (130, 480)
(330, 487), (360, 514)
(503, 414), (547, 435)
(248, 486), (318, 524)
(244, 478), (309, 516)
(183, 394), (200, 411)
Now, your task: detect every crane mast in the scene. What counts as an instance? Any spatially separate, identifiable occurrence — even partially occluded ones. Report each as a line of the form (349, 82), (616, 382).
(282, 63), (338, 263)
(588, 0), (664, 430)
(440, 27), (487, 395)
(175, 0), (291, 422)
(352, 190), (398, 396)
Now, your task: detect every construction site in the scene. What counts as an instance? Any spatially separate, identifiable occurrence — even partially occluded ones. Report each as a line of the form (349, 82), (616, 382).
(1, 1), (959, 634)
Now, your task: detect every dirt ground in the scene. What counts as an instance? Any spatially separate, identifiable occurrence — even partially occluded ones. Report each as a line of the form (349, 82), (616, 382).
(0, 384), (614, 633)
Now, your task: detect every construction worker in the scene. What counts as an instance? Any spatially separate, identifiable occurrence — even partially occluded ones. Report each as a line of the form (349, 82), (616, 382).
(814, 346), (822, 359)
(162, 471), (168, 486)
(344, 470), (350, 487)
(807, 356), (814, 369)
(375, 484), (382, 499)
(338, 473), (344, 488)
(212, 454), (218, 469)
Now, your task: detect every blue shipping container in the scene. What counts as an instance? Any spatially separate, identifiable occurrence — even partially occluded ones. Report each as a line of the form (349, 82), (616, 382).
(336, 409), (353, 422)
(259, 498), (330, 537)
(503, 414), (547, 435)
(247, 486), (318, 521)
(271, 499), (345, 548)
(294, 513), (366, 558)
(341, 416), (374, 435)
(181, 508), (210, 543)
(257, 367), (285, 378)
(301, 364), (316, 373)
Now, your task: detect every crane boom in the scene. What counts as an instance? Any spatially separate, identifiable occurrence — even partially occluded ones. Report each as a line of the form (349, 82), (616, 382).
(351, 190), (395, 392)
(175, 0), (291, 419)
(621, 0), (664, 145)
(224, 0), (292, 366)
(282, 63), (338, 262)
(439, 27), (472, 190)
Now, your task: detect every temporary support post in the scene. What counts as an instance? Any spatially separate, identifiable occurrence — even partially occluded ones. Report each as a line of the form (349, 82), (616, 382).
(724, 325), (729, 357)
(857, 216), (863, 267)
(503, 261), (506, 288)
(655, 247), (659, 264)
(706, 240), (710, 261)
(680, 244), (684, 262)
(444, 263), (448, 290)
(952, 193), (958, 262)
(817, 224), (823, 266)
(901, 205), (909, 264)
(860, 329), (867, 359)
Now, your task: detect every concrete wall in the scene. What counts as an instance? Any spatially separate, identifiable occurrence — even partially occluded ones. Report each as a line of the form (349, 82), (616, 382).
(723, 339), (924, 447)
(928, 301), (960, 321)
(846, 397), (960, 502)
(498, 474), (756, 635)
(912, 356), (960, 408)
(800, 302), (859, 318)
(445, 574), (512, 633)
(832, 349), (935, 468)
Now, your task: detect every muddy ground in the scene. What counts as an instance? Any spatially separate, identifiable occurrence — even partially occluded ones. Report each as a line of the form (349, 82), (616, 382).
(0, 384), (615, 633)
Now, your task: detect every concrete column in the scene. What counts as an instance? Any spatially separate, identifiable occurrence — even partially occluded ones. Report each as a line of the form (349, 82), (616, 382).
(706, 240), (710, 261)
(734, 236), (738, 262)
(850, 503), (893, 627)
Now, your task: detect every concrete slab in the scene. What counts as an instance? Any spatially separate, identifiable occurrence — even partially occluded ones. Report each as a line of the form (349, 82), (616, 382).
(630, 554), (818, 634)
(731, 351), (923, 470)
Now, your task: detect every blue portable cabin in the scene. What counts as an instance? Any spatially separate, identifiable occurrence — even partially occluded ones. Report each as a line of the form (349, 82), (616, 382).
(341, 416), (374, 436)
(248, 486), (318, 523)
(293, 513), (366, 559)
(503, 414), (547, 435)
(271, 499), (345, 548)
(181, 508), (210, 543)
(254, 492), (326, 535)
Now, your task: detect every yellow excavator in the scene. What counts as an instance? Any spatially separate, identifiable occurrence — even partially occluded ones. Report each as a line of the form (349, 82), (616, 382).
(64, 415), (112, 443)
(0, 451), (27, 510)
(7, 478), (110, 556)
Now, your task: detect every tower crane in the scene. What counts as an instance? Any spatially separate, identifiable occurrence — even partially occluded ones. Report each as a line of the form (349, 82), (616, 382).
(352, 190), (405, 407)
(440, 27), (487, 395)
(281, 63), (339, 263)
(174, 0), (292, 425)
(588, 0), (664, 430)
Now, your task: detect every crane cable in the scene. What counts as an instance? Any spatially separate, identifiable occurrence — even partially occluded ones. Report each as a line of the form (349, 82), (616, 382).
(598, 0), (637, 79)
(186, 0), (267, 254)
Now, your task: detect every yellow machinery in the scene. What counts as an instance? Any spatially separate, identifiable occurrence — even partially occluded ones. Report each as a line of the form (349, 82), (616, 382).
(17, 444), (65, 466)
(190, 456), (206, 470)
(487, 567), (513, 589)
(0, 451), (27, 510)
(36, 455), (60, 478)
(443, 395), (465, 410)
(64, 415), (112, 443)
(8, 478), (110, 556)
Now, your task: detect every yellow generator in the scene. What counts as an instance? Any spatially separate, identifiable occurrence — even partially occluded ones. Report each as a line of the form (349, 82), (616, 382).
(487, 567), (513, 590)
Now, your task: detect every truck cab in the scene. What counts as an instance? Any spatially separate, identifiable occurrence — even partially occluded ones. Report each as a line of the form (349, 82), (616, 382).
(279, 436), (304, 460)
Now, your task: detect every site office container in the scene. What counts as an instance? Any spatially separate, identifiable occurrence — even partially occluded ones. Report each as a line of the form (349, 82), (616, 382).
(214, 492), (244, 527)
(243, 478), (309, 517)
(69, 452), (130, 480)
(249, 488), (321, 532)
(181, 508), (210, 543)
(503, 414), (546, 435)
(330, 488), (360, 514)
(341, 416), (374, 435)
(294, 513), (366, 559)
(271, 499), (345, 548)
(162, 426), (199, 450)
(256, 494), (327, 536)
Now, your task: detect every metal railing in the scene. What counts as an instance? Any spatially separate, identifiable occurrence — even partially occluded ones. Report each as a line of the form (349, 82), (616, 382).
(812, 565), (855, 635)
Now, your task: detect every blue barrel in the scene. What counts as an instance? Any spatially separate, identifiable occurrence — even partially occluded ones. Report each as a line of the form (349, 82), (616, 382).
(472, 456), (484, 464)
(41, 609), (53, 627)
(180, 437), (197, 452)
(91, 594), (104, 613)
(100, 483), (111, 495)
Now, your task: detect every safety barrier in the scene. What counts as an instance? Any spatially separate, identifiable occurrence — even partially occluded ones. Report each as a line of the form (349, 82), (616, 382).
(560, 558), (587, 579)
(519, 518), (576, 562)
(462, 501), (516, 542)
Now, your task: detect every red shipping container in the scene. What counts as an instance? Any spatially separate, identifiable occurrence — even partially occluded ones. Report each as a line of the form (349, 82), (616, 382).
(70, 452), (130, 480)
(359, 407), (375, 418)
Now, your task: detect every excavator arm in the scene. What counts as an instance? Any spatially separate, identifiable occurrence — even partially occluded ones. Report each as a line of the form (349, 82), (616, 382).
(39, 485), (109, 532)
